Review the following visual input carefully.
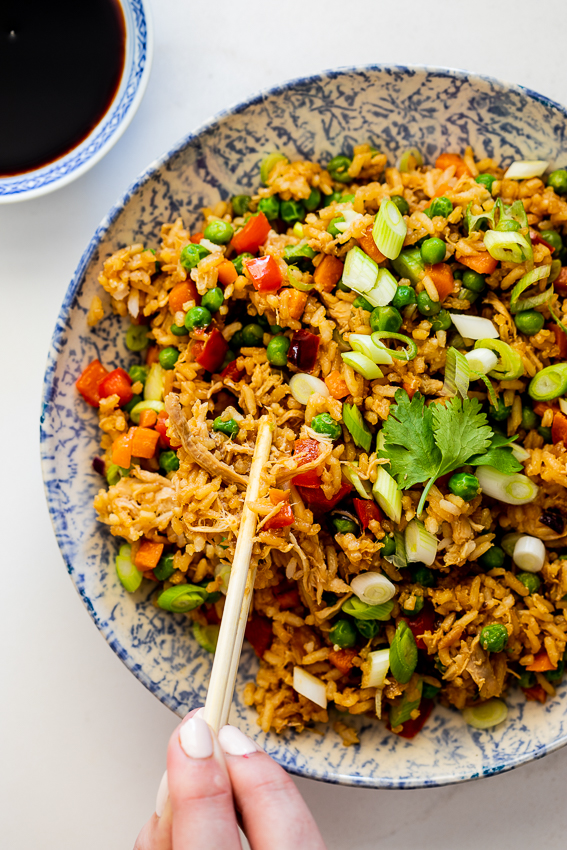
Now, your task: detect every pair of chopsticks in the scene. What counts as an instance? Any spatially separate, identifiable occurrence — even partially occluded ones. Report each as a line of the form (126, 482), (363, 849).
(203, 415), (274, 733)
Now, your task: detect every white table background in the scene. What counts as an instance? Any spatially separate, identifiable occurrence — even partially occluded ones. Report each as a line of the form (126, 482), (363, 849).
(3, 1), (567, 846)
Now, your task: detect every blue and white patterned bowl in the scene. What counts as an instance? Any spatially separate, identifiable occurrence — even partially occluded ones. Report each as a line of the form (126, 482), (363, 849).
(41, 65), (567, 788)
(0, 0), (152, 204)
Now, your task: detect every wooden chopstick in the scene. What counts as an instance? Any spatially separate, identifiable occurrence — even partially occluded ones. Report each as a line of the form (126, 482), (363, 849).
(203, 414), (274, 733)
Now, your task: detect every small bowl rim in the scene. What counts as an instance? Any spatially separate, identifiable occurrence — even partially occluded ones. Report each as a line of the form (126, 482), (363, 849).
(0, 0), (153, 204)
(41, 63), (567, 789)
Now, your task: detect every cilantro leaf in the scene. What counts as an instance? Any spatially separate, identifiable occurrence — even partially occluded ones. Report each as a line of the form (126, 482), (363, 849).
(380, 391), (440, 489)
(469, 433), (523, 474)
(431, 397), (493, 477)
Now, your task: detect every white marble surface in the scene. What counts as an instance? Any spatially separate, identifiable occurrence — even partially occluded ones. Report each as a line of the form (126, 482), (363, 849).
(3, 1), (567, 846)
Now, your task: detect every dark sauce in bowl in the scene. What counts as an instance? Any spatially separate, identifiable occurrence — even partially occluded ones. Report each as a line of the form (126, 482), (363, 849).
(0, 0), (126, 176)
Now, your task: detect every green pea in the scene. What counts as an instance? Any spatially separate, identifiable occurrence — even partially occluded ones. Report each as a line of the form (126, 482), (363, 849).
(310, 413), (342, 440)
(412, 565), (436, 587)
(336, 279), (351, 292)
(106, 464), (129, 486)
(518, 670), (536, 689)
(180, 243), (210, 270)
(496, 219), (521, 232)
(158, 347), (179, 371)
(420, 237), (446, 265)
(123, 394), (142, 414)
(478, 546), (506, 570)
(329, 619), (357, 648)
(241, 323), (265, 347)
(341, 193), (356, 203)
(269, 324), (283, 334)
(171, 323), (188, 336)
(231, 194), (251, 216)
(154, 553), (175, 581)
(431, 309), (452, 332)
(448, 472), (479, 501)
(333, 518), (359, 534)
(546, 657), (565, 684)
(390, 195), (410, 216)
(266, 335), (290, 367)
(516, 571), (541, 594)
(323, 191), (343, 207)
(515, 310), (545, 336)
(416, 291), (441, 316)
(258, 196), (280, 221)
(159, 450), (180, 473)
(280, 199), (305, 224)
(462, 270), (486, 292)
(201, 287), (224, 313)
(539, 425), (552, 442)
(540, 230), (563, 254)
(327, 216), (345, 237)
(355, 619), (380, 639)
(547, 169), (567, 195)
(392, 285), (416, 309)
(422, 682), (441, 699)
(457, 287), (479, 305)
(521, 405), (539, 430)
(401, 595), (425, 617)
(233, 252), (254, 275)
(475, 173), (496, 192)
(479, 623), (509, 653)
(213, 416), (240, 439)
(380, 535), (396, 557)
(352, 295), (374, 311)
(128, 364), (149, 384)
(184, 306), (212, 331)
(303, 187), (322, 211)
(203, 220), (234, 245)
(370, 305), (403, 333)
(327, 155), (352, 183)
(426, 196), (453, 218)
(230, 330), (244, 349)
(489, 398), (512, 421)
(157, 584), (206, 613)
(452, 267), (464, 280)
(125, 324), (149, 352)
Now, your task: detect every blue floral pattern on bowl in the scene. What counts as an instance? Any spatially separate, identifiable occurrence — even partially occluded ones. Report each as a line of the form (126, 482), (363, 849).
(0, 0), (152, 203)
(41, 65), (567, 788)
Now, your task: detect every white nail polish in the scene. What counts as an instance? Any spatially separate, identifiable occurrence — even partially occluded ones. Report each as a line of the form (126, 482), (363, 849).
(155, 770), (169, 817)
(218, 725), (261, 756)
(179, 717), (214, 759)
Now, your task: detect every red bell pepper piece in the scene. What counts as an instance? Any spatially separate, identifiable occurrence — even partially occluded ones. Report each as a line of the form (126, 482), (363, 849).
(220, 359), (245, 382)
(547, 322), (567, 359)
(523, 684), (547, 703)
(287, 329), (321, 372)
(291, 439), (321, 486)
(155, 410), (171, 449)
(393, 698), (434, 738)
(244, 255), (283, 292)
(292, 468), (321, 487)
(554, 266), (567, 295)
(530, 229), (554, 251)
(296, 481), (352, 511)
(245, 613), (273, 658)
(190, 232), (204, 244)
(273, 584), (301, 609)
(98, 367), (134, 406)
(231, 212), (271, 255)
(195, 328), (229, 373)
(329, 648), (358, 675)
(402, 382), (417, 401)
(551, 411), (567, 446)
(264, 502), (295, 530)
(76, 359), (109, 407)
(353, 498), (384, 530)
(402, 602), (436, 651)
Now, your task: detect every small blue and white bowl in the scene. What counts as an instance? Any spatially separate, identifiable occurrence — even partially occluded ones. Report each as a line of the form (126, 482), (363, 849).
(0, 0), (152, 204)
(41, 65), (567, 788)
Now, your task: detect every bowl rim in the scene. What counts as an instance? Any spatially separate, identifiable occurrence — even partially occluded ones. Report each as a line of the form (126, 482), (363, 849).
(0, 0), (153, 204)
(41, 63), (567, 789)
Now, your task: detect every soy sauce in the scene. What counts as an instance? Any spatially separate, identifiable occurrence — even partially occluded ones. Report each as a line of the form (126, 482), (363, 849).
(0, 0), (126, 176)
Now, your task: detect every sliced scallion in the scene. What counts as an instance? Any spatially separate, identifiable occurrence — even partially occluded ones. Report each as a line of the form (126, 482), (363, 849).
(501, 532), (524, 557)
(214, 562), (231, 595)
(389, 621), (418, 684)
(389, 678), (423, 727)
(372, 198), (407, 260)
(405, 519), (438, 565)
(528, 362), (567, 401)
(384, 530), (407, 570)
(363, 648), (390, 688)
(465, 348), (499, 375)
(475, 466), (538, 505)
(444, 346), (471, 398)
(448, 313), (499, 341)
(349, 333), (394, 365)
(351, 572), (396, 606)
(511, 443), (530, 463)
(192, 622), (220, 653)
(115, 544), (142, 593)
(484, 230), (533, 264)
(341, 351), (384, 380)
(293, 666), (327, 708)
(513, 535), (546, 573)
(397, 148), (423, 172)
(342, 597), (394, 620)
(366, 267), (399, 306)
(342, 403), (372, 452)
(260, 152), (288, 184)
(289, 373), (330, 405)
(342, 462), (372, 500)
(473, 339), (525, 381)
(504, 160), (548, 180)
(342, 246), (379, 294)
(391, 247), (425, 285)
(509, 265), (551, 313)
(287, 265), (315, 292)
(144, 363), (166, 401)
(372, 466), (402, 523)
(370, 331), (418, 361)
(462, 699), (508, 729)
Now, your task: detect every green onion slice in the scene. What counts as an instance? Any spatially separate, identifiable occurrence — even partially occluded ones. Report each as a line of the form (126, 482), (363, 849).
(370, 331), (418, 361)
(405, 519), (438, 564)
(365, 267), (398, 307)
(342, 597), (394, 621)
(389, 678), (423, 727)
(349, 333), (394, 364)
(384, 530), (408, 570)
(473, 339), (525, 381)
(389, 621), (418, 684)
(144, 363), (166, 402)
(287, 265), (315, 292)
(528, 362), (567, 401)
(510, 264), (552, 313)
(372, 199), (407, 260)
(397, 148), (423, 172)
(341, 351), (384, 380)
(475, 466), (539, 505)
(484, 230), (533, 264)
(193, 622), (220, 653)
(462, 698), (508, 729)
(443, 347), (470, 399)
(129, 399), (166, 425)
(115, 544), (143, 593)
(343, 246), (379, 294)
(342, 461), (373, 500)
(372, 466), (402, 523)
(391, 247), (425, 285)
(342, 402), (373, 452)
(504, 160), (548, 180)
(260, 152), (288, 184)
(157, 584), (207, 613)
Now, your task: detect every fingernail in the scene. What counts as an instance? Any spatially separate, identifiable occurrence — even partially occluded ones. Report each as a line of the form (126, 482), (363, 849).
(179, 717), (214, 759)
(218, 725), (262, 756)
(155, 770), (169, 817)
(194, 707), (206, 720)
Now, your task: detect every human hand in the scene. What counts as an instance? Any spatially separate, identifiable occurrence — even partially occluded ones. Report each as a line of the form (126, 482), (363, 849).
(134, 708), (327, 850)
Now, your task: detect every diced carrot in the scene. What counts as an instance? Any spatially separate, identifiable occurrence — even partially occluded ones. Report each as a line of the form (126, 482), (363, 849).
(217, 259), (238, 286)
(325, 370), (350, 400)
(134, 539), (164, 571)
(279, 287), (308, 320)
(425, 263), (454, 301)
(190, 232), (204, 244)
(111, 428), (134, 468)
(459, 253), (498, 275)
(329, 648), (358, 676)
(146, 346), (159, 365)
(554, 266), (567, 295)
(433, 181), (452, 199)
(169, 280), (199, 313)
(435, 152), (471, 178)
(269, 488), (290, 505)
(552, 411), (567, 445)
(313, 253), (345, 292)
(131, 427), (160, 458)
(523, 684), (547, 703)
(139, 409), (157, 428)
(533, 401), (557, 417)
(402, 382), (417, 400)
(547, 322), (567, 359)
(76, 359), (109, 407)
(526, 650), (556, 672)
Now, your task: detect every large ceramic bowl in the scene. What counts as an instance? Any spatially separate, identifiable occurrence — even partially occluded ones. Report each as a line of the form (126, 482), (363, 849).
(41, 65), (567, 788)
(0, 0), (152, 203)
